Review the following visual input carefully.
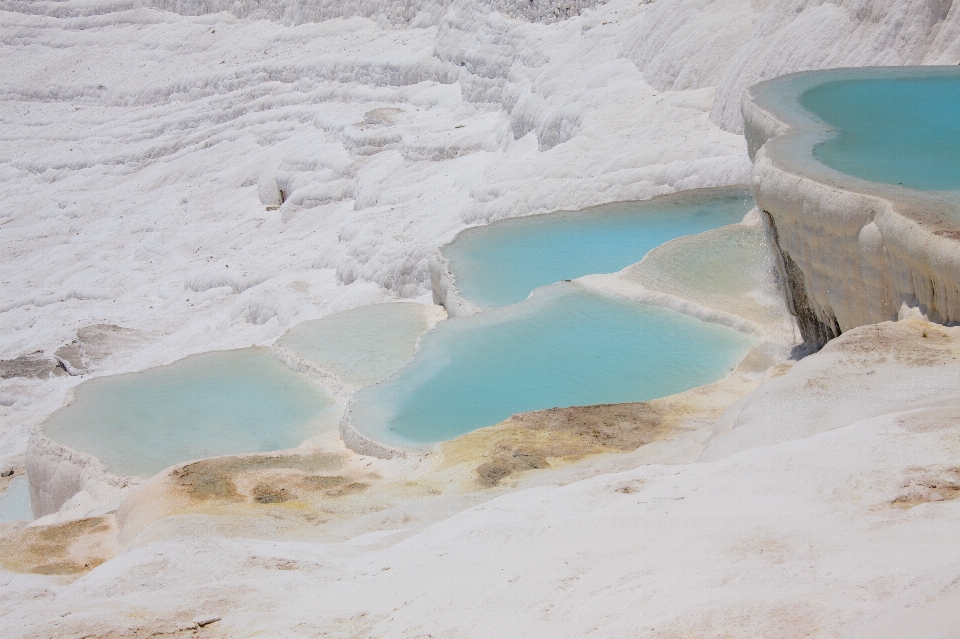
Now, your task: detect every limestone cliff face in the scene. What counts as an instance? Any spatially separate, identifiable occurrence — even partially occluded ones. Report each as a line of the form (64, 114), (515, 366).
(743, 67), (960, 351)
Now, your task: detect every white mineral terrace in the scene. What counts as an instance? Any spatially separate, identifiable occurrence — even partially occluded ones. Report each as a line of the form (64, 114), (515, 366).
(4, 0), (960, 636)
(744, 66), (960, 349)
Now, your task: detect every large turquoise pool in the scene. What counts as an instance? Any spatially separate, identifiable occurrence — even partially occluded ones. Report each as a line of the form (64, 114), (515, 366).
(443, 189), (753, 309)
(44, 349), (338, 477)
(349, 285), (754, 446)
(801, 73), (960, 191)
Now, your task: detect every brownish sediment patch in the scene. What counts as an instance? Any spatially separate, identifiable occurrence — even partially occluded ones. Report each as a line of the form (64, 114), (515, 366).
(445, 347), (774, 487)
(114, 449), (388, 544)
(0, 515), (120, 576)
(84, 629), (217, 639)
(0, 464), (25, 494)
(167, 451), (352, 504)
(891, 466), (960, 509)
(42, 614), (229, 639)
(464, 402), (671, 488)
(169, 452), (371, 504)
(0, 353), (65, 379)
(897, 403), (960, 434)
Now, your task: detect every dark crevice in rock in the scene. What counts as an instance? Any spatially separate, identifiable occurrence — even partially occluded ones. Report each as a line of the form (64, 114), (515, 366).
(762, 210), (840, 352)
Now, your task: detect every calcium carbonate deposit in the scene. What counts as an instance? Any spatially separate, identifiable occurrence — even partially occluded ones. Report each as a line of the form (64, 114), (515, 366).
(3, 0), (960, 636)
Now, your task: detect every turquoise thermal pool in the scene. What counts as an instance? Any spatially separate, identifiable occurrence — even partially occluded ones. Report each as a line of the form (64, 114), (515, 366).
(800, 71), (960, 191)
(442, 188), (753, 309)
(43, 349), (338, 477)
(349, 285), (755, 446)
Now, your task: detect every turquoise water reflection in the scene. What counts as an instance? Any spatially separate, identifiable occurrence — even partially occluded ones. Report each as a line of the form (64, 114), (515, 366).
(444, 189), (752, 309)
(802, 73), (960, 190)
(350, 285), (754, 445)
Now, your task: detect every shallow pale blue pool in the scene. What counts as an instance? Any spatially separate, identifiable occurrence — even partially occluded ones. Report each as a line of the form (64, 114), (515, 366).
(277, 302), (435, 388)
(0, 476), (32, 523)
(443, 188), (753, 309)
(44, 349), (338, 477)
(350, 285), (754, 445)
(801, 74), (960, 190)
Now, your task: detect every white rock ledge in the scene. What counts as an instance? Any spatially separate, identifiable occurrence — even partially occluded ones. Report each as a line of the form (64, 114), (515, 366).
(428, 249), (483, 318)
(339, 405), (408, 460)
(25, 429), (134, 519)
(743, 66), (960, 350)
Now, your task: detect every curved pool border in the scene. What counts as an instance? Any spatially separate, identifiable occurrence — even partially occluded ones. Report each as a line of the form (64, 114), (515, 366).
(344, 276), (771, 457)
(744, 66), (960, 350)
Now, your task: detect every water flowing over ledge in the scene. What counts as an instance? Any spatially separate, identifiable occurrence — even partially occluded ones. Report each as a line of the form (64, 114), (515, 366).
(743, 66), (960, 351)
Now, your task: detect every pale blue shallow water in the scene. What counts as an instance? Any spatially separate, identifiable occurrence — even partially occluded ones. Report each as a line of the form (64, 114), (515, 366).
(801, 74), (960, 190)
(350, 285), (755, 445)
(44, 189), (759, 463)
(444, 189), (753, 309)
(0, 476), (32, 523)
(44, 349), (338, 477)
(278, 303), (431, 387)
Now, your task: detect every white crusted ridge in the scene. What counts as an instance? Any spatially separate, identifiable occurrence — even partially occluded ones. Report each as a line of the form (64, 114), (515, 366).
(25, 429), (138, 520)
(427, 249), (483, 318)
(623, 0), (960, 133)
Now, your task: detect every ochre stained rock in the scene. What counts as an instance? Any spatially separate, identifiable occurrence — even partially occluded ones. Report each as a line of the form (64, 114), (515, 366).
(457, 401), (671, 488)
(0, 516), (119, 575)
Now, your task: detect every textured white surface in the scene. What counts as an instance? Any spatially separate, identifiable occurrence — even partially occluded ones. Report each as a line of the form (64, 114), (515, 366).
(0, 0), (752, 473)
(628, 0), (960, 132)
(7, 0), (960, 466)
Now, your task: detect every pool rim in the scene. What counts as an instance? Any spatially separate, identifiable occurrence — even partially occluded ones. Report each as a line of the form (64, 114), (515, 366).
(745, 65), (960, 232)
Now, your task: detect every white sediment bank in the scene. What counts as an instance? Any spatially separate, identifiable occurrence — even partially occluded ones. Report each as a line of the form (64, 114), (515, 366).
(578, 210), (794, 343)
(25, 430), (135, 520)
(428, 250), (483, 318)
(744, 67), (960, 349)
